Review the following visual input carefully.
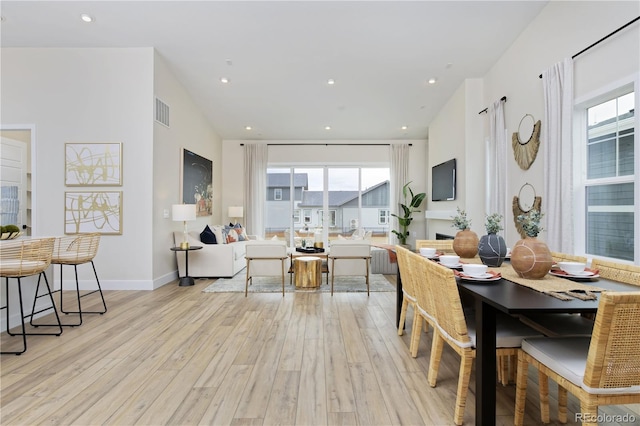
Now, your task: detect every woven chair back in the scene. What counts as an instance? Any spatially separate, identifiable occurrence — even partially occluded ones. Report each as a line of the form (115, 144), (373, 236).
(395, 246), (415, 299)
(583, 291), (640, 389)
(550, 251), (587, 264)
(52, 233), (100, 265)
(410, 251), (438, 323)
(0, 237), (55, 278)
(415, 239), (454, 254)
(590, 259), (640, 286)
(423, 258), (471, 347)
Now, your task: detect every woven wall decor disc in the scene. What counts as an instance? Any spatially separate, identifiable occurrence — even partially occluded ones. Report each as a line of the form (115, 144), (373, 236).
(512, 183), (542, 239)
(512, 114), (541, 170)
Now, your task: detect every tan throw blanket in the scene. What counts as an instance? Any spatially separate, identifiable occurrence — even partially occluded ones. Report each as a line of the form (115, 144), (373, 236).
(371, 243), (397, 263)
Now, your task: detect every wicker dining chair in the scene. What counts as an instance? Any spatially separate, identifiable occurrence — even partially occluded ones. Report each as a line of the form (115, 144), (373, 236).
(395, 246), (420, 343)
(415, 239), (455, 254)
(0, 237), (62, 355)
(423, 258), (542, 425)
(407, 248), (438, 358)
(514, 291), (640, 426)
(590, 258), (640, 286)
(518, 251), (595, 338)
(41, 233), (106, 327)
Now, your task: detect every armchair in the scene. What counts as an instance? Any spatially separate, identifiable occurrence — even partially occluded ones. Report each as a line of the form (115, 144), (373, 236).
(244, 240), (290, 296)
(328, 240), (371, 296)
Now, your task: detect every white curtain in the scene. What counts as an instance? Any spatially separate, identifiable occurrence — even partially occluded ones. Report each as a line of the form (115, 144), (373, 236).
(542, 57), (574, 252)
(243, 143), (268, 237)
(488, 99), (507, 223)
(390, 144), (410, 244)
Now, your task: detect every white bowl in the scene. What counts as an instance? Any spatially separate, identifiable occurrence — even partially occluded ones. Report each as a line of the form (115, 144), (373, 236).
(557, 261), (586, 275)
(439, 255), (460, 266)
(420, 247), (437, 257)
(462, 264), (488, 277)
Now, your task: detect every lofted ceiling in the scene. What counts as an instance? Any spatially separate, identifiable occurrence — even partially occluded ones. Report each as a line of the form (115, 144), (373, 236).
(0, 1), (549, 140)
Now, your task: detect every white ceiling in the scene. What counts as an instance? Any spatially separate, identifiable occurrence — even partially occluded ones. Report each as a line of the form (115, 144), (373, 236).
(0, 1), (549, 140)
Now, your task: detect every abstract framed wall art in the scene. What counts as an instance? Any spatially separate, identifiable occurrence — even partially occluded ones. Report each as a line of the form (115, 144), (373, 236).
(65, 191), (122, 235)
(65, 142), (122, 186)
(181, 148), (213, 217)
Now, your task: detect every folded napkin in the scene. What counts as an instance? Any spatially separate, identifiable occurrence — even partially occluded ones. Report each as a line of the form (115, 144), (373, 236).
(454, 270), (502, 279)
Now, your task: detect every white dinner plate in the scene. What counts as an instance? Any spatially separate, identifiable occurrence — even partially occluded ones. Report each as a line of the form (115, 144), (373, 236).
(441, 263), (462, 268)
(549, 270), (600, 279)
(458, 273), (501, 282)
(421, 254), (439, 259)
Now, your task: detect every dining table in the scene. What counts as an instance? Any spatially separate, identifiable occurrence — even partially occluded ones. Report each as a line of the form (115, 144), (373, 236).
(396, 258), (639, 426)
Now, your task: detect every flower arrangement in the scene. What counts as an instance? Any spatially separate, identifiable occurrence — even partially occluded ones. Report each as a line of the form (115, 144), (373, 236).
(451, 207), (471, 230)
(484, 213), (503, 234)
(517, 209), (544, 237)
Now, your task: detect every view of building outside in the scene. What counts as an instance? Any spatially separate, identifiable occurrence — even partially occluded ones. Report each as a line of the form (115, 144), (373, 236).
(585, 91), (634, 261)
(264, 167), (390, 245)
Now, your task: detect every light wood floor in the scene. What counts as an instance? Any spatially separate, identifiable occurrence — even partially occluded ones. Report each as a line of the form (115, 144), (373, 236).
(1, 276), (639, 425)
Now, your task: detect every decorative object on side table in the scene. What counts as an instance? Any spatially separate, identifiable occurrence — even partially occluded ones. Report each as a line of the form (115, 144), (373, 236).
(172, 204), (197, 249)
(390, 181), (426, 249)
(478, 213), (507, 267)
(451, 207), (479, 258)
(510, 209), (553, 279)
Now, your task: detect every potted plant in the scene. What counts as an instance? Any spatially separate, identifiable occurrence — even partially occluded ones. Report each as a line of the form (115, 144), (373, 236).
(391, 181), (426, 248)
(478, 213), (507, 266)
(511, 209), (553, 279)
(451, 207), (479, 258)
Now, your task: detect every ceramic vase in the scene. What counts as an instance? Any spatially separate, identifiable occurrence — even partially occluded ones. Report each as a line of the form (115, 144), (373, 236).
(478, 233), (507, 267)
(452, 229), (479, 258)
(510, 236), (553, 279)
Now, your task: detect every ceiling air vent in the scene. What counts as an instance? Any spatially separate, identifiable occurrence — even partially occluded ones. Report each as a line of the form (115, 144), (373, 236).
(155, 97), (170, 127)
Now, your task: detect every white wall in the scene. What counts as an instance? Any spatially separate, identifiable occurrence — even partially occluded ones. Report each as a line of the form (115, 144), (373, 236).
(221, 140), (428, 246)
(152, 51), (222, 286)
(430, 1), (639, 247)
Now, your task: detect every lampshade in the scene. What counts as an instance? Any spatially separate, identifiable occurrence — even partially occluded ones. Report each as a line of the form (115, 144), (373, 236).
(172, 204), (196, 222)
(228, 206), (243, 219)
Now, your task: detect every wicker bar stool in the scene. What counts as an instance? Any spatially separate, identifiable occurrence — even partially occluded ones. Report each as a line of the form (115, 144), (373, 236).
(1, 237), (62, 355)
(37, 233), (107, 327)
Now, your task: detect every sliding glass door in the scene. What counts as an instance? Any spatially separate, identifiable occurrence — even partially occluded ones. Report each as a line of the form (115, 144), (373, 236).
(264, 166), (390, 246)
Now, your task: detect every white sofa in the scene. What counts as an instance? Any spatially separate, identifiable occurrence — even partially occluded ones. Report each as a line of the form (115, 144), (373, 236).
(173, 231), (247, 278)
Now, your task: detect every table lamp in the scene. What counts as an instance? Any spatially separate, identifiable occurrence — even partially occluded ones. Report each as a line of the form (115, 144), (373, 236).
(172, 204), (196, 249)
(228, 206), (243, 225)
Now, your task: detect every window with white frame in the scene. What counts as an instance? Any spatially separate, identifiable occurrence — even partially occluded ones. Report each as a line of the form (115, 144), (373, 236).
(293, 209), (301, 223)
(318, 209), (337, 227)
(378, 209), (390, 225)
(274, 188), (282, 201)
(582, 91), (635, 261)
(303, 209), (312, 224)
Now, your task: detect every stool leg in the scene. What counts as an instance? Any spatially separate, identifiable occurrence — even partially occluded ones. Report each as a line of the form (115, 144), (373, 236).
(59, 264), (82, 326)
(2, 278), (28, 355)
(29, 272), (63, 336)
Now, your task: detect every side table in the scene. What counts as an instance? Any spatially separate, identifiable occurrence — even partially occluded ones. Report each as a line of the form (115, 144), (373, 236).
(170, 245), (202, 286)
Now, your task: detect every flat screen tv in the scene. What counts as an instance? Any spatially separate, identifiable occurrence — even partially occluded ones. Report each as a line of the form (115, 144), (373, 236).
(431, 158), (456, 201)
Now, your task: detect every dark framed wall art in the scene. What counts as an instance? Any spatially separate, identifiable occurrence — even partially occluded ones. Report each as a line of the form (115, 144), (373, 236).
(181, 148), (213, 217)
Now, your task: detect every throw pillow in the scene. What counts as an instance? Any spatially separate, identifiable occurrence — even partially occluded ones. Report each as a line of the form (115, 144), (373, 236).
(200, 225), (217, 244)
(212, 225), (227, 244)
(226, 228), (238, 243)
(233, 223), (248, 241)
(271, 235), (279, 241)
(338, 234), (346, 240)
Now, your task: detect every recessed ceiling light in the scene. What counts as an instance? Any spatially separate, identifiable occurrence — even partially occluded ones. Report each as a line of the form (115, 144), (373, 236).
(325, 126), (331, 130)
(245, 126), (252, 130)
(428, 78), (437, 84)
(80, 14), (94, 23)
(401, 126), (408, 130)
(220, 77), (230, 84)
(327, 79), (335, 85)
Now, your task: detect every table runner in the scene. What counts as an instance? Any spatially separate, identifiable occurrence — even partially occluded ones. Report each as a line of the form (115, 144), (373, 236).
(460, 258), (604, 300)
